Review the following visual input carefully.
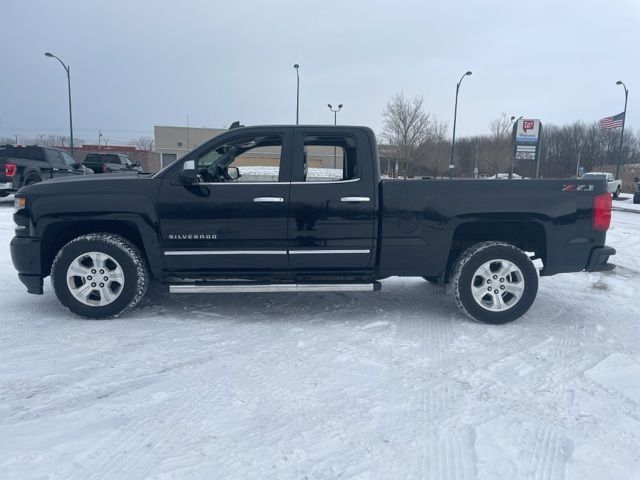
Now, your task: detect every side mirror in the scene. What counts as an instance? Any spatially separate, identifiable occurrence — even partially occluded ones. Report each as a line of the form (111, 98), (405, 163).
(227, 166), (240, 180)
(179, 160), (198, 184)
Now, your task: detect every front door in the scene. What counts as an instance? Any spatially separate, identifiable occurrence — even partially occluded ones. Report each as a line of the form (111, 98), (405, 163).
(47, 149), (81, 178)
(287, 128), (377, 271)
(157, 128), (293, 275)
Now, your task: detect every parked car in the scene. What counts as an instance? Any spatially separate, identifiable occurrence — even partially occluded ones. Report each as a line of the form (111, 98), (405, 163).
(11, 125), (615, 324)
(83, 153), (143, 174)
(581, 172), (621, 198)
(0, 145), (92, 197)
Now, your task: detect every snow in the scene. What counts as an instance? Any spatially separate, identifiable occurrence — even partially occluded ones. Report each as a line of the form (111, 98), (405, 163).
(614, 193), (640, 213)
(1, 195), (640, 479)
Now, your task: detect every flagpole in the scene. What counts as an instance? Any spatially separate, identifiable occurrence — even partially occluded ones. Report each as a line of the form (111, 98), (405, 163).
(615, 81), (628, 180)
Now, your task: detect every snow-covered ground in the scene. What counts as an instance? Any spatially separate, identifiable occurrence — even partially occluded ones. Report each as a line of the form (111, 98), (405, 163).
(1, 196), (639, 479)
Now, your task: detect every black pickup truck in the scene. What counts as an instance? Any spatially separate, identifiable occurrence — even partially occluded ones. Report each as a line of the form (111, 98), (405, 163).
(10, 125), (615, 324)
(0, 145), (93, 196)
(83, 153), (143, 174)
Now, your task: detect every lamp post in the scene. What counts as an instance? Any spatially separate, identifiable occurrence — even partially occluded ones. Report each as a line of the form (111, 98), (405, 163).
(45, 52), (74, 157)
(328, 103), (343, 168)
(294, 64), (300, 125)
(449, 70), (472, 179)
(509, 115), (522, 179)
(615, 80), (628, 180)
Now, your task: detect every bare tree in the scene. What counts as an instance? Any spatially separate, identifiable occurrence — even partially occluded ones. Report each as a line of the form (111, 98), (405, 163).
(489, 113), (513, 141)
(131, 136), (154, 150)
(381, 93), (431, 177)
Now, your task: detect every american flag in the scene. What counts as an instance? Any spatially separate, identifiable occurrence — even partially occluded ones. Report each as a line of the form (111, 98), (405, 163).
(599, 112), (625, 130)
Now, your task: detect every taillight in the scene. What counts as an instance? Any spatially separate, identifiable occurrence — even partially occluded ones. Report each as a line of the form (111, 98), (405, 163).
(593, 192), (612, 231)
(102, 164), (108, 173)
(4, 163), (16, 178)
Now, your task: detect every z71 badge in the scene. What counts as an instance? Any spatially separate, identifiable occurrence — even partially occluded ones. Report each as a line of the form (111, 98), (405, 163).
(562, 184), (594, 192)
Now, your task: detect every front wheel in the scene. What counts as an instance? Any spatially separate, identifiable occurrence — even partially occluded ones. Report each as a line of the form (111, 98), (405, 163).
(447, 242), (538, 324)
(613, 186), (620, 199)
(51, 233), (149, 318)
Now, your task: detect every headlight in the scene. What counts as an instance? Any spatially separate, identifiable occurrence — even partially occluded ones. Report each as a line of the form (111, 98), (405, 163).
(14, 197), (25, 212)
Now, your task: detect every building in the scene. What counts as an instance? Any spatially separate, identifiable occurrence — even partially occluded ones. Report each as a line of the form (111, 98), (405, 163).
(154, 126), (225, 168)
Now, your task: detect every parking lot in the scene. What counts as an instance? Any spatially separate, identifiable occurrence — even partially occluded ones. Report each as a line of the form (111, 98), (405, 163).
(1, 196), (639, 479)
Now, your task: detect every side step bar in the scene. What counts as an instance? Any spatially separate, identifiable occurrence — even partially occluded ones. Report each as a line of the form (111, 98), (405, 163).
(170, 283), (379, 294)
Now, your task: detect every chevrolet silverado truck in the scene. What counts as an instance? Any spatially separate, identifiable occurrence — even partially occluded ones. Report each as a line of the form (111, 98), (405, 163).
(1, 145), (93, 197)
(10, 125), (615, 324)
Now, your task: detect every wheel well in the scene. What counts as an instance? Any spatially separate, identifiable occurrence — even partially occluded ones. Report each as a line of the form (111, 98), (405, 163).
(445, 221), (546, 282)
(24, 171), (42, 183)
(41, 221), (147, 277)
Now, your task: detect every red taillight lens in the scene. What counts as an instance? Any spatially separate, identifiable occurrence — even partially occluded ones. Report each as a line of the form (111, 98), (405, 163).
(593, 192), (612, 231)
(4, 163), (16, 178)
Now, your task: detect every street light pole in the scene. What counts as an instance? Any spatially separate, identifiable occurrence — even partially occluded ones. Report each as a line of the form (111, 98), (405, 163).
(615, 80), (628, 180)
(45, 52), (74, 157)
(294, 64), (300, 125)
(509, 115), (522, 179)
(449, 70), (472, 179)
(328, 103), (343, 168)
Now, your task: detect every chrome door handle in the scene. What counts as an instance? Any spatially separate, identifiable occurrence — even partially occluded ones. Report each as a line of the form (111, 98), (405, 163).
(253, 197), (284, 203)
(341, 196), (370, 203)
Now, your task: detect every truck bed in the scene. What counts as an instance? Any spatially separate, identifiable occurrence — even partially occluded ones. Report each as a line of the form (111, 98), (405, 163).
(378, 178), (609, 278)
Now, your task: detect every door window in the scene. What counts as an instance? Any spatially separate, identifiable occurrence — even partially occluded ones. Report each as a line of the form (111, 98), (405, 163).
(60, 151), (78, 168)
(301, 135), (358, 182)
(194, 134), (283, 183)
(46, 149), (65, 167)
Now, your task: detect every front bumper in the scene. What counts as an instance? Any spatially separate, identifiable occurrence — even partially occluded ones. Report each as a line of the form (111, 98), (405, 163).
(10, 236), (44, 294)
(586, 246), (616, 272)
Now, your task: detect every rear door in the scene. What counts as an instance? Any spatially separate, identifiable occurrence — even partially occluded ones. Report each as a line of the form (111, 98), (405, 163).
(287, 128), (376, 270)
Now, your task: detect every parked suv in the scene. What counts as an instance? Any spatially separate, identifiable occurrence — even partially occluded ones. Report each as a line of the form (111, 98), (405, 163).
(0, 145), (92, 197)
(83, 153), (143, 174)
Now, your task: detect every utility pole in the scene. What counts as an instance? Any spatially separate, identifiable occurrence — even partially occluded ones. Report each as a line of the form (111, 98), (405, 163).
(39, 134), (45, 144)
(474, 145), (479, 178)
(615, 80), (628, 180)
(14, 134), (19, 146)
(98, 130), (102, 150)
(294, 64), (300, 125)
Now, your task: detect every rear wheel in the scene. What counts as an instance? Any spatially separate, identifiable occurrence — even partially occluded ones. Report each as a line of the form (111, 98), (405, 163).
(613, 186), (620, 199)
(51, 233), (149, 318)
(25, 175), (42, 186)
(447, 241), (538, 324)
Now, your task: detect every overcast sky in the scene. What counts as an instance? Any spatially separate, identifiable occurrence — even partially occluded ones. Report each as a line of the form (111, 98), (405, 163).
(1, 0), (638, 144)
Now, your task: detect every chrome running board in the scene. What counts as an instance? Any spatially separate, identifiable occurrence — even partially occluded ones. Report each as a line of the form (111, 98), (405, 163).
(170, 283), (378, 294)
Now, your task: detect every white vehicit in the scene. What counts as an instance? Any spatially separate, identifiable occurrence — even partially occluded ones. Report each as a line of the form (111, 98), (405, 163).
(581, 172), (622, 198)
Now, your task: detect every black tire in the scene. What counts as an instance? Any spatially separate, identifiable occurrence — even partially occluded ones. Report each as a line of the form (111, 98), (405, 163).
(613, 187), (620, 199)
(51, 233), (149, 319)
(0, 191), (10, 198)
(25, 175), (42, 186)
(446, 241), (538, 324)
